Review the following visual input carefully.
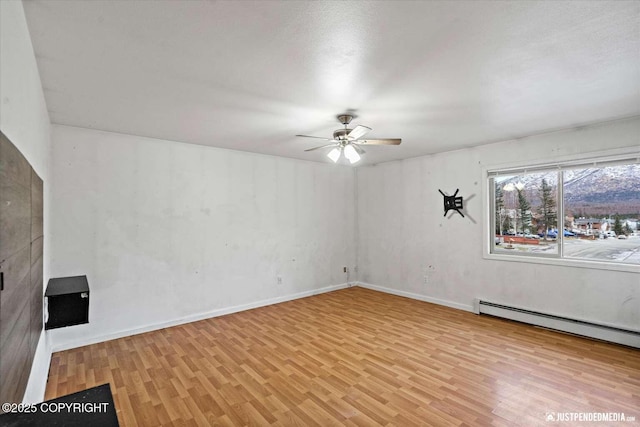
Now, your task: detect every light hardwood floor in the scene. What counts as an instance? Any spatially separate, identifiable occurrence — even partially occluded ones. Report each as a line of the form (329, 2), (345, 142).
(45, 287), (640, 426)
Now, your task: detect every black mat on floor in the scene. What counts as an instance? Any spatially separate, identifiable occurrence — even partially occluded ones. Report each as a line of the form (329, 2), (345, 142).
(0, 383), (119, 427)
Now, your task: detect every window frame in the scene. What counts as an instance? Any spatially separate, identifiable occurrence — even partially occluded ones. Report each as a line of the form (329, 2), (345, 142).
(483, 148), (640, 273)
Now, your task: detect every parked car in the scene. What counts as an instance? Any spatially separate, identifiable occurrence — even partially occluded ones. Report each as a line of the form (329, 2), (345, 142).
(524, 233), (540, 239)
(537, 229), (573, 237)
(539, 230), (558, 239)
(618, 234), (627, 239)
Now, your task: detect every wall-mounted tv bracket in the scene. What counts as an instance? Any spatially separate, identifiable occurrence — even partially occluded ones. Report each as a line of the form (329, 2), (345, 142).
(439, 189), (464, 218)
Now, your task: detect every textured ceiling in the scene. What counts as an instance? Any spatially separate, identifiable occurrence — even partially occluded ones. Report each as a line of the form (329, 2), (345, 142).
(23, 0), (640, 166)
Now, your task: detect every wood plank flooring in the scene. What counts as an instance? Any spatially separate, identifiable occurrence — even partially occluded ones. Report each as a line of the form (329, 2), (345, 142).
(45, 287), (640, 426)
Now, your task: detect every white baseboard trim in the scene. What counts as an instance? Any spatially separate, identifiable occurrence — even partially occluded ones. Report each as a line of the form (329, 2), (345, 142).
(475, 299), (640, 348)
(356, 282), (474, 313)
(23, 331), (52, 404)
(51, 282), (352, 352)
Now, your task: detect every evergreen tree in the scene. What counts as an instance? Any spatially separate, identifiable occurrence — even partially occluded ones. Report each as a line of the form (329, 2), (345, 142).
(495, 182), (504, 235)
(613, 215), (624, 235)
(516, 188), (531, 234)
(538, 178), (557, 239)
(502, 216), (513, 234)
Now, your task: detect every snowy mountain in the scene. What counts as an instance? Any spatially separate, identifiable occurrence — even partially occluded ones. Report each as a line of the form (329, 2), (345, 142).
(498, 164), (640, 216)
(564, 165), (640, 216)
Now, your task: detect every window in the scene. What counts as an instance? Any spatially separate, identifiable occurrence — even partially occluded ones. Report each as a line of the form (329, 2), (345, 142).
(489, 155), (640, 267)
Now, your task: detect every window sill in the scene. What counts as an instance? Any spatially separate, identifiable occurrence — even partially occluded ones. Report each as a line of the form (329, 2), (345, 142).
(484, 252), (640, 274)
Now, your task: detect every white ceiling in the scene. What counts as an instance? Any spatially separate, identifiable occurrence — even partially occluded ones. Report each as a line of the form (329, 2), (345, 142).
(23, 0), (640, 166)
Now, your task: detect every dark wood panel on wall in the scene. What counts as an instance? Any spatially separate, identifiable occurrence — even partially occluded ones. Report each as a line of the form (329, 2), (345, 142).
(30, 171), (44, 357)
(0, 133), (31, 188)
(0, 173), (31, 261)
(0, 248), (31, 348)
(31, 170), (43, 241)
(0, 131), (44, 407)
(30, 236), (44, 356)
(0, 301), (30, 403)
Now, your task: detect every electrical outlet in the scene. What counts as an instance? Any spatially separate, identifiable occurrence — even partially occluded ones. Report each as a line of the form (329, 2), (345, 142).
(277, 275), (282, 285)
(423, 275), (428, 284)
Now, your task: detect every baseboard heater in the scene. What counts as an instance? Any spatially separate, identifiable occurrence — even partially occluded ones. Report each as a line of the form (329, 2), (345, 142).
(473, 299), (640, 349)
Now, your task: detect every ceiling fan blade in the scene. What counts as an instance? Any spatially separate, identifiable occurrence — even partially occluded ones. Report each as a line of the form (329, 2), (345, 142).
(296, 134), (333, 141)
(351, 143), (366, 155)
(358, 138), (401, 145)
(347, 125), (372, 140)
(304, 143), (338, 152)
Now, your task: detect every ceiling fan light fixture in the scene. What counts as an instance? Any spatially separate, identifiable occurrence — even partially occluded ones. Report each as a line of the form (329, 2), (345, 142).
(343, 144), (361, 164)
(327, 147), (341, 163)
(299, 113), (401, 163)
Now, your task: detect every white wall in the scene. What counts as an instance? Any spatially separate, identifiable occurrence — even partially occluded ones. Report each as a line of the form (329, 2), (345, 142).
(48, 125), (356, 349)
(357, 117), (640, 331)
(0, 0), (52, 403)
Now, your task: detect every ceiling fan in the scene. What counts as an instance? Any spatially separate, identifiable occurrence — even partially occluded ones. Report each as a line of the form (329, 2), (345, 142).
(296, 114), (401, 164)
